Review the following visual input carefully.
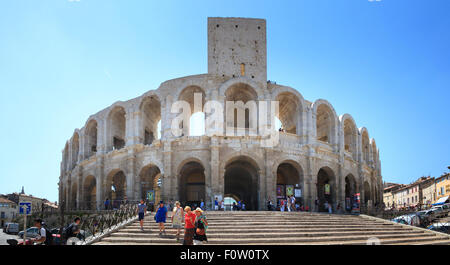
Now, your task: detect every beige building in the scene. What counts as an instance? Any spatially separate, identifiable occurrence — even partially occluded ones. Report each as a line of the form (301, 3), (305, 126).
(0, 197), (18, 227)
(59, 17), (383, 212)
(383, 184), (403, 209)
(421, 178), (436, 207)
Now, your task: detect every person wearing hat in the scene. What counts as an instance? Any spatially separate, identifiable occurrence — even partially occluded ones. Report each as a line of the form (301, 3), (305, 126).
(193, 207), (208, 245)
(171, 201), (184, 242)
(154, 200), (168, 236)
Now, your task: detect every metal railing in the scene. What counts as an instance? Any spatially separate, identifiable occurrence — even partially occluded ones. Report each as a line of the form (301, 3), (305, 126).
(13, 200), (139, 244)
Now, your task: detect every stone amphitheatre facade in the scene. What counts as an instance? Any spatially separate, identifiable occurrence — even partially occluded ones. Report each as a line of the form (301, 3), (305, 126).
(59, 17), (382, 212)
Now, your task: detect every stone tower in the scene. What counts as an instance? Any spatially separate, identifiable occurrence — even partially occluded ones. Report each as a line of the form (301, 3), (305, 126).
(207, 17), (267, 87)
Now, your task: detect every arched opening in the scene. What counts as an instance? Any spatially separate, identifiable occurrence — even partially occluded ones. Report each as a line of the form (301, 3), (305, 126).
(361, 130), (370, 164)
(364, 181), (371, 206)
(276, 162), (303, 208)
(344, 174), (357, 212)
(178, 86), (206, 136)
(83, 175), (96, 210)
(85, 120), (97, 158)
(106, 170), (127, 209)
(343, 118), (357, 160)
(71, 182), (78, 210)
(71, 133), (79, 169)
(224, 156), (259, 210)
(225, 83), (258, 135)
(276, 92), (300, 134)
(141, 96), (161, 145)
(316, 104), (335, 144)
(108, 106), (126, 151)
(316, 167), (336, 212)
(139, 165), (161, 204)
(179, 161), (205, 208)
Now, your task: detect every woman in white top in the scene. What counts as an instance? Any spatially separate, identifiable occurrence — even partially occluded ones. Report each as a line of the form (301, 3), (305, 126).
(171, 201), (184, 242)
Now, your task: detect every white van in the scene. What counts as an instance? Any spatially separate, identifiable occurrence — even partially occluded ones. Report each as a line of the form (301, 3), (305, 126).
(5, 223), (19, 234)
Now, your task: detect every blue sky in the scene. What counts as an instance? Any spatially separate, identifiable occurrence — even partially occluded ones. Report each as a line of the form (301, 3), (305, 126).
(0, 0), (449, 203)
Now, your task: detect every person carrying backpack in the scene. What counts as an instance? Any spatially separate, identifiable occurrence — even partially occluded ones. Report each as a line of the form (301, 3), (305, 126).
(31, 218), (53, 245)
(63, 217), (81, 244)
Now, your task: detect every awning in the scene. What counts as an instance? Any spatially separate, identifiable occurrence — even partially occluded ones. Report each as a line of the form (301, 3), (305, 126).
(432, 196), (449, 206)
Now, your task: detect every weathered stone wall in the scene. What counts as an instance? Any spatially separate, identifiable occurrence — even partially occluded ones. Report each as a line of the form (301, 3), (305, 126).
(58, 17), (383, 212)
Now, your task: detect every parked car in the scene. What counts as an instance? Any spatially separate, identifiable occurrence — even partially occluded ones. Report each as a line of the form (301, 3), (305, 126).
(440, 204), (450, 215)
(428, 223), (450, 234)
(4, 223), (19, 234)
(2, 223), (11, 233)
(416, 210), (436, 224)
(430, 207), (446, 218)
(18, 227), (40, 239)
(392, 214), (421, 227)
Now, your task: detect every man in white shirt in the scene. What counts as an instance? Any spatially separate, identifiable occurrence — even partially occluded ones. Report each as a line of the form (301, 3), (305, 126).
(31, 219), (46, 245)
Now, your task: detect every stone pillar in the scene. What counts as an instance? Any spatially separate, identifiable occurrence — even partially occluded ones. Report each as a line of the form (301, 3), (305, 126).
(210, 137), (220, 208)
(258, 169), (266, 211)
(162, 141), (173, 202)
(204, 160), (213, 210)
(97, 117), (107, 155)
(77, 170), (83, 210)
(96, 157), (105, 210)
(126, 153), (137, 201)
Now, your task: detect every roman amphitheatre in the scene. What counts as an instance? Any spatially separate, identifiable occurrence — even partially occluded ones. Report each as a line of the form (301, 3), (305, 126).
(59, 17), (382, 213)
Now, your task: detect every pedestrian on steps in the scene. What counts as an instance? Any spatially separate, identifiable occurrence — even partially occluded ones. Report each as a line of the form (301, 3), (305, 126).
(183, 206), (196, 245)
(137, 199), (146, 231)
(155, 200), (168, 236)
(287, 196), (292, 212)
(172, 201), (184, 242)
(193, 207), (208, 245)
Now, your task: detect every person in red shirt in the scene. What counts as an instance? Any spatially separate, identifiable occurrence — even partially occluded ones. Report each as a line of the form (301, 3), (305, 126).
(183, 206), (196, 245)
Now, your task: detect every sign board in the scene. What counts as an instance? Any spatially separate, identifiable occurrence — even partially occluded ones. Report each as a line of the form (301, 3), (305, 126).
(147, 190), (155, 202)
(324, 184), (331, 195)
(286, 185), (294, 197)
(19, 201), (32, 215)
(294, 188), (302, 198)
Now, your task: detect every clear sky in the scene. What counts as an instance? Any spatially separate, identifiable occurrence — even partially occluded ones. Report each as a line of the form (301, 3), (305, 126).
(0, 0), (449, 203)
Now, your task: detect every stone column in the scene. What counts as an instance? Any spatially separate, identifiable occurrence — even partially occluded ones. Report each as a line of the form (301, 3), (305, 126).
(97, 117), (107, 155)
(162, 141), (173, 202)
(96, 157), (105, 210)
(210, 136), (220, 208)
(126, 152), (137, 201)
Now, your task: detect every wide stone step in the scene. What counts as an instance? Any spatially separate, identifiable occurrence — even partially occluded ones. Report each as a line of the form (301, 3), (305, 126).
(121, 226), (412, 233)
(100, 233), (445, 244)
(138, 219), (384, 224)
(129, 223), (393, 229)
(110, 230), (425, 239)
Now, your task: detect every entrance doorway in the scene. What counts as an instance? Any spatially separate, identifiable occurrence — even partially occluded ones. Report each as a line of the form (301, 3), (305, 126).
(316, 167), (336, 212)
(224, 157), (259, 210)
(276, 162), (303, 210)
(179, 161), (205, 208)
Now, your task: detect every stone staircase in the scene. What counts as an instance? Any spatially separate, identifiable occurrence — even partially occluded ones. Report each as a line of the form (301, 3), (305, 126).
(93, 211), (450, 245)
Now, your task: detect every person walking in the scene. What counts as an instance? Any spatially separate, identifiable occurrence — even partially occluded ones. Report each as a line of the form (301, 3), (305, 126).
(183, 206), (196, 245)
(287, 196), (292, 212)
(214, 197), (219, 211)
(104, 198), (110, 210)
(193, 208), (208, 245)
(291, 196), (296, 211)
(154, 200), (168, 236)
(328, 202), (333, 214)
(137, 199), (146, 231)
(171, 201), (184, 242)
(200, 199), (205, 210)
(280, 199), (285, 212)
